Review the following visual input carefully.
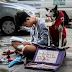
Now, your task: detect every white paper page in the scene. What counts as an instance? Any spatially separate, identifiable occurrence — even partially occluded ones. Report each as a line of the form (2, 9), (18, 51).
(10, 36), (24, 42)
(35, 50), (59, 63)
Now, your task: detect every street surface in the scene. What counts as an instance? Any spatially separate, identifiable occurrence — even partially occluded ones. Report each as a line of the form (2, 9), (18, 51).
(0, 24), (72, 72)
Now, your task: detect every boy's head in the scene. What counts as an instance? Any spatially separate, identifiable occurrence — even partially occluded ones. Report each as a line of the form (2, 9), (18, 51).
(15, 11), (30, 26)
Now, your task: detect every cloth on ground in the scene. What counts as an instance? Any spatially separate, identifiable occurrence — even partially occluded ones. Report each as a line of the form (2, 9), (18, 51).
(8, 56), (22, 68)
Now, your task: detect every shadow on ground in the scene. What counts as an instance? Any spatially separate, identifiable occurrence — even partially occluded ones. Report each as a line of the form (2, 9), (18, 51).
(65, 24), (72, 29)
(13, 31), (30, 36)
(0, 68), (9, 72)
(0, 30), (30, 36)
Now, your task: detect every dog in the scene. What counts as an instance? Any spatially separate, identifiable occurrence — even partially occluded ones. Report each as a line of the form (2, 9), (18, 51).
(45, 5), (67, 47)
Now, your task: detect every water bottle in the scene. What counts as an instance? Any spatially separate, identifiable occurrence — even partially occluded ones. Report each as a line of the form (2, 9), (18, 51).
(24, 57), (27, 65)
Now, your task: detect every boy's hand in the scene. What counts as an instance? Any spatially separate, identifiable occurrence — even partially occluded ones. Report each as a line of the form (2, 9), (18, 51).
(22, 42), (30, 46)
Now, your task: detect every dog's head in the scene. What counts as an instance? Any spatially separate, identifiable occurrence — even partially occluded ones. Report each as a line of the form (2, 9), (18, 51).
(45, 5), (58, 18)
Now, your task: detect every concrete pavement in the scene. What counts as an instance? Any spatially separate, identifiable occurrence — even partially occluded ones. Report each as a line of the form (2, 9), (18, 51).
(0, 27), (72, 72)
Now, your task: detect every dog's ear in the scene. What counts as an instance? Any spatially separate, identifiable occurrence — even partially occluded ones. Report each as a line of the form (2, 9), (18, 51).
(45, 7), (49, 11)
(54, 5), (57, 10)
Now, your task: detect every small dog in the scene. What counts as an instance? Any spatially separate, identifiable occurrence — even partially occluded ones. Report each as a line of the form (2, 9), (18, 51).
(45, 5), (67, 47)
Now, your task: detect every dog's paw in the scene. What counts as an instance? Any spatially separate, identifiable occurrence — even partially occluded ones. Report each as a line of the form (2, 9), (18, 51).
(62, 38), (67, 47)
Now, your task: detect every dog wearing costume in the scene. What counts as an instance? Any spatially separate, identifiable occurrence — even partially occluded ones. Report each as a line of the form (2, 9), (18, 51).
(45, 5), (67, 47)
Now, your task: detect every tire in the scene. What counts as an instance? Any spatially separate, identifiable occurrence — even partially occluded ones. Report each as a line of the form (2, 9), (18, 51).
(1, 18), (17, 35)
(62, 11), (69, 25)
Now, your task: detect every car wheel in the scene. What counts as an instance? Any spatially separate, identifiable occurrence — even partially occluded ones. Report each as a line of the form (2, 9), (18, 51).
(62, 11), (69, 25)
(1, 18), (17, 35)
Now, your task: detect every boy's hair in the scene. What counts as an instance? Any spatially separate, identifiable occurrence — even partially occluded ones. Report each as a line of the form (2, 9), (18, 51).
(15, 11), (30, 26)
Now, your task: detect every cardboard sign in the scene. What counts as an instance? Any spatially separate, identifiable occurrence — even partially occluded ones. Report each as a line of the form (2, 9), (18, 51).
(35, 50), (59, 63)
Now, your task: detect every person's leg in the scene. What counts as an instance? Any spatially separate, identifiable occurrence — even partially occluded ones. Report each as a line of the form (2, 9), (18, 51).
(23, 45), (37, 56)
(11, 42), (37, 57)
(11, 42), (23, 51)
(18, 45), (37, 56)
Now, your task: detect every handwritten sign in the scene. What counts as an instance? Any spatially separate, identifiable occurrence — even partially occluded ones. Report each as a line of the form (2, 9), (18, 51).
(35, 50), (59, 63)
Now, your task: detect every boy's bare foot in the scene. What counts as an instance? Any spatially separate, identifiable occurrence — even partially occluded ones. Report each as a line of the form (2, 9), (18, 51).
(22, 55), (25, 58)
(15, 50), (25, 58)
(17, 51), (25, 58)
(17, 51), (23, 55)
(14, 49), (18, 53)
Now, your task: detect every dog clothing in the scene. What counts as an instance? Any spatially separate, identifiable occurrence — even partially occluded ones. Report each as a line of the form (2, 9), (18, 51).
(49, 11), (66, 42)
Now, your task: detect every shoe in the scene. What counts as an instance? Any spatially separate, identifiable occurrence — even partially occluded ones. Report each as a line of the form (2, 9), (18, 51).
(2, 50), (14, 55)
(7, 58), (15, 62)
(0, 57), (9, 65)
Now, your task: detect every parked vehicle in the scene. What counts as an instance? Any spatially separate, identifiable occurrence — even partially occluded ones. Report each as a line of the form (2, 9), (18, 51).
(0, 1), (40, 35)
(13, 0), (71, 25)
